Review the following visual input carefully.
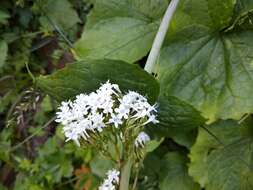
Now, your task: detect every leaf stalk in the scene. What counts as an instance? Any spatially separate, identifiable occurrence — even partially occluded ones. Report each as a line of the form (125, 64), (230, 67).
(119, 158), (133, 190)
(144, 0), (180, 73)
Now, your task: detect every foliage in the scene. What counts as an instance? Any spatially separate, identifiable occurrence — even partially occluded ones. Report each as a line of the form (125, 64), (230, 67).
(1, 0), (253, 189)
(189, 119), (253, 190)
(74, 0), (168, 63)
(0, 0), (97, 189)
(37, 59), (159, 103)
(159, 152), (200, 190)
(0, 41), (8, 68)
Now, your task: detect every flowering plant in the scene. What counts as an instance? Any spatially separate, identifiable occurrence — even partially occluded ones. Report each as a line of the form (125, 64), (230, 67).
(33, 0), (253, 189)
(55, 81), (158, 189)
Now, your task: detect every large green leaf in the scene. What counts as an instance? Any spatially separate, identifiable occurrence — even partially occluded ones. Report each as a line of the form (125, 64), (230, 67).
(74, 0), (168, 63)
(75, 0), (236, 63)
(158, 0), (253, 122)
(159, 152), (200, 190)
(198, 0), (236, 30)
(189, 120), (253, 190)
(206, 139), (253, 190)
(167, 0), (236, 37)
(158, 95), (206, 130)
(149, 95), (206, 148)
(37, 59), (159, 103)
(149, 0), (236, 144)
(86, 0), (169, 27)
(159, 30), (253, 122)
(0, 40), (8, 68)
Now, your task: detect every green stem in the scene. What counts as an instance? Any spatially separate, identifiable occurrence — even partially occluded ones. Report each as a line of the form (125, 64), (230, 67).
(144, 0), (180, 73)
(119, 159), (133, 190)
(132, 166), (139, 190)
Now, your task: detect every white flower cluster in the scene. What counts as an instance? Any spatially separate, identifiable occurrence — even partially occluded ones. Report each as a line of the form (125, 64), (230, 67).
(99, 169), (120, 190)
(55, 81), (158, 146)
(135, 132), (151, 148)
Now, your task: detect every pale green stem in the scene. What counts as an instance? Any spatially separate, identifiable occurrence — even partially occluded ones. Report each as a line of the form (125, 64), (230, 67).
(144, 0), (180, 73)
(119, 159), (133, 190)
(132, 166), (139, 190)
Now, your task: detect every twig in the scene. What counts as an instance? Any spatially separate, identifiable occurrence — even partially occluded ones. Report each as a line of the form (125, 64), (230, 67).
(25, 61), (36, 83)
(144, 0), (180, 73)
(30, 38), (53, 52)
(56, 176), (79, 187)
(9, 116), (56, 152)
(46, 17), (74, 48)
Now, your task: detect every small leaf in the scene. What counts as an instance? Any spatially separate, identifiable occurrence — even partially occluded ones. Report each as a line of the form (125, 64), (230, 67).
(145, 138), (164, 153)
(40, 95), (53, 112)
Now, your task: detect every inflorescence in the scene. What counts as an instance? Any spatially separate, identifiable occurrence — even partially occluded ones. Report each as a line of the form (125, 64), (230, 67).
(55, 81), (158, 147)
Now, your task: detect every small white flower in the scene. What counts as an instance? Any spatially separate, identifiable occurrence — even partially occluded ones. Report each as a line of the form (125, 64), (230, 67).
(115, 105), (130, 119)
(55, 101), (73, 125)
(64, 127), (80, 146)
(97, 80), (121, 96)
(99, 169), (120, 190)
(135, 132), (150, 148)
(74, 93), (90, 113)
(106, 169), (120, 184)
(64, 122), (85, 146)
(89, 112), (106, 132)
(99, 182), (115, 190)
(132, 108), (149, 119)
(143, 114), (159, 125)
(108, 113), (123, 128)
(102, 101), (114, 114)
